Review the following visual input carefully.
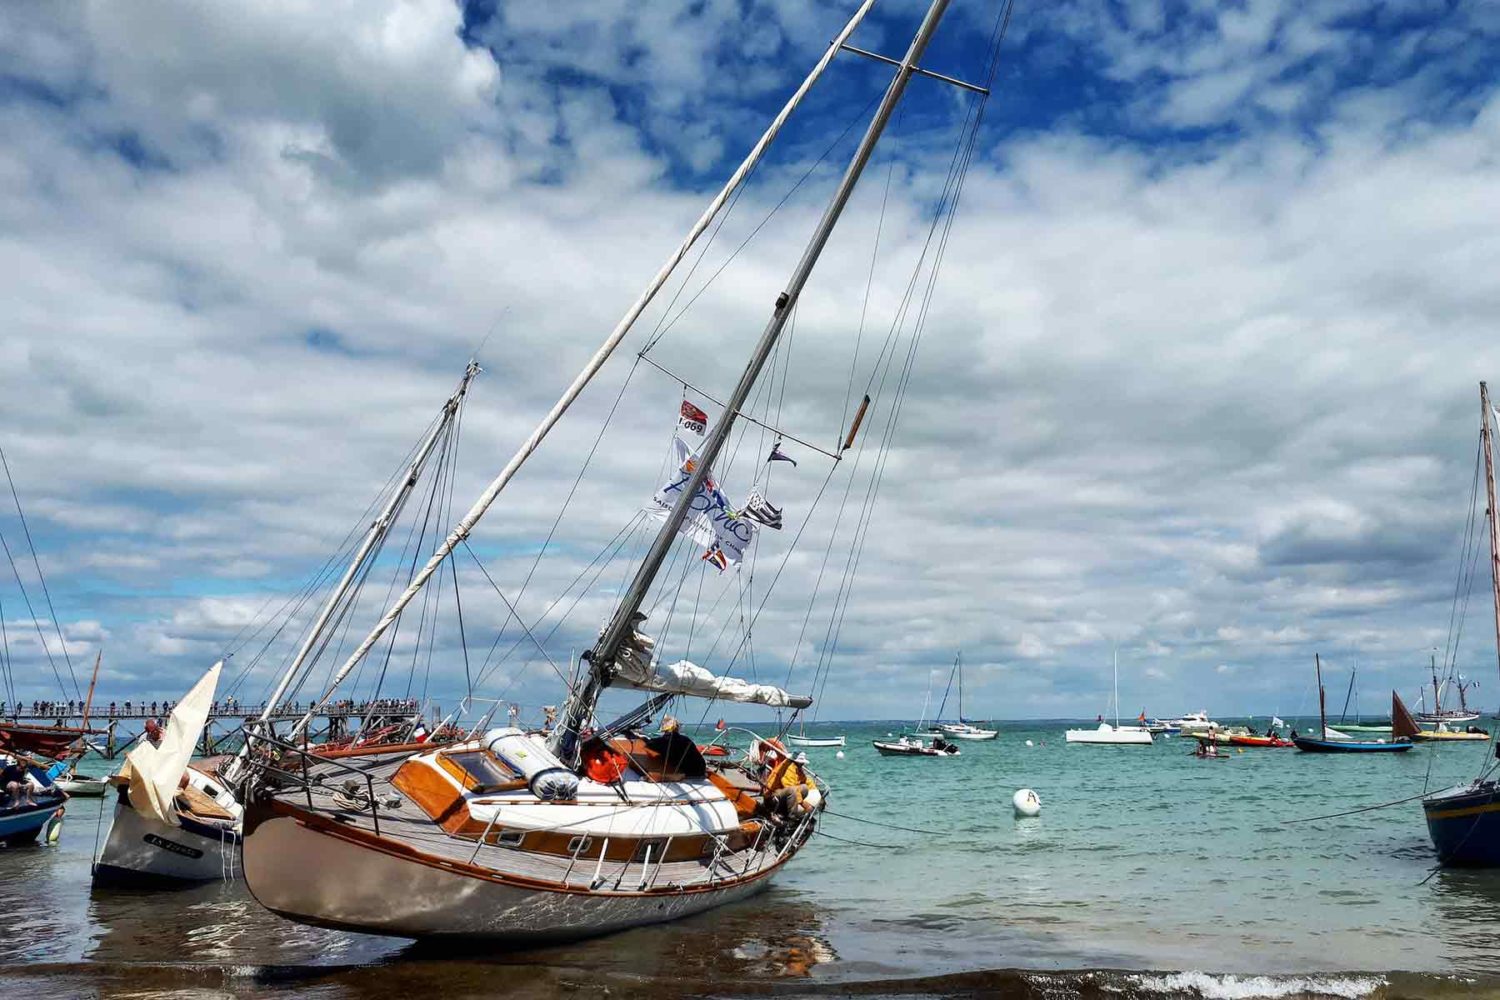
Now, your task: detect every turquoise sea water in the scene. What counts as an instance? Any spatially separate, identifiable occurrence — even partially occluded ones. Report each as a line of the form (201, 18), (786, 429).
(3, 718), (1500, 998)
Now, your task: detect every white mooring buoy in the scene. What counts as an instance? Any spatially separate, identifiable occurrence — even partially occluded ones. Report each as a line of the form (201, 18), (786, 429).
(1024, 739), (1034, 747)
(1012, 788), (1041, 818)
(835, 750), (845, 759)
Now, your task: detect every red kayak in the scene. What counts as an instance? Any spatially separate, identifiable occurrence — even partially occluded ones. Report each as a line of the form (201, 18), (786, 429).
(1227, 733), (1293, 748)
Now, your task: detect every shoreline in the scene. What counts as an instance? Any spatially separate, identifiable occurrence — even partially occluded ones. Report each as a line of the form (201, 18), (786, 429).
(0, 960), (1487, 999)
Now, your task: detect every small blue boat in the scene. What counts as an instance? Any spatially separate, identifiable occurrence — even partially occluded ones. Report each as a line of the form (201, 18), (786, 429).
(1292, 657), (1418, 754)
(1291, 736), (1413, 753)
(0, 795), (67, 846)
(0, 755), (69, 846)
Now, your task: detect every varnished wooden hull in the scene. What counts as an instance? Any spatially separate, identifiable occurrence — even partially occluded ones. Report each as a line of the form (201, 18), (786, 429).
(242, 796), (785, 941)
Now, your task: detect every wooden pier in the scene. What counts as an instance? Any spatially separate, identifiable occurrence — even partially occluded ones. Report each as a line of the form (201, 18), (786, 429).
(0, 700), (428, 758)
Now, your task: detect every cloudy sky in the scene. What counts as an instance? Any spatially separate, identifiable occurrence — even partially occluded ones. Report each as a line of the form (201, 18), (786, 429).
(2, 0), (1499, 724)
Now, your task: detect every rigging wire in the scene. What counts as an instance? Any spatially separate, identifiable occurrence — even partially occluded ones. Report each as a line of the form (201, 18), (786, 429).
(0, 445), (80, 700)
(639, 92), (884, 358)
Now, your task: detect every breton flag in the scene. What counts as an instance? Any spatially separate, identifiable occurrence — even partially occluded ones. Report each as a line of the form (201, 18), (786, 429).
(1272, 716), (1286, 729)
(767, 440), (797, 466)
(741, 488), (783, 530)
(680, 399), (708, 436)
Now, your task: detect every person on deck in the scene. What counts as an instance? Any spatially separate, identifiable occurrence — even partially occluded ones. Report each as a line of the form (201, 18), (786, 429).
(2, 757), (33, 807)
(143, 718), (163, 749)
(644, 715), (706, 778)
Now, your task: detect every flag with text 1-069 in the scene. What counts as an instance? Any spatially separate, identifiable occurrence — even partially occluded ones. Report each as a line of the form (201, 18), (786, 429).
(680, 399), (708, 436)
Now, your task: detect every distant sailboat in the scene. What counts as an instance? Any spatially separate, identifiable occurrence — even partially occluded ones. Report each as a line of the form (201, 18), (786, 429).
(1416, 653), (1480, 725)
(928, 653), (997, 740)
(1066, 649), (1152, 746)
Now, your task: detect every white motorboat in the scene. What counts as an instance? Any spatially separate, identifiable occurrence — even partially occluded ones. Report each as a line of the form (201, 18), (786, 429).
(873, 735), (959, 757)
(1166, 710), (1216, 733)
(1066, 649), (1154, 746)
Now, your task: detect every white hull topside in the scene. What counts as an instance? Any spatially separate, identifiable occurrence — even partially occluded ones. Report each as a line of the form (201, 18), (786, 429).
(93, 797), (239, 884)
(786, 735), (845, 747)
(1065, 725), (1154, 745)
(242, 803), (787, 941)
(93, 764), (242, 885)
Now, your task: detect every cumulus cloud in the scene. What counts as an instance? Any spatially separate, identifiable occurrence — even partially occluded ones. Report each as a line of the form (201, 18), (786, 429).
(0, 0), (1497, 722)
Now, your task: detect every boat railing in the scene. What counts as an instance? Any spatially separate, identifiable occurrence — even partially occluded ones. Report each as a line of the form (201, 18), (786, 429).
(238, 726), (390, 837)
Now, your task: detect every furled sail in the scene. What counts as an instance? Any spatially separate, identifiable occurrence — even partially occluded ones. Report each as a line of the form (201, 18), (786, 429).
(616, 658), (813, 708)
(122, 661), (221, 826)
(611, 618), (810, 707)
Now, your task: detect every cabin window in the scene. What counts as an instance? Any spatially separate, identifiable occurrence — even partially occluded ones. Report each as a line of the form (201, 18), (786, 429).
(440, 750), (518, 792)
(495, 830), (526, 848)
(567, 835), (594, 855)
(632, 838), (667, 863)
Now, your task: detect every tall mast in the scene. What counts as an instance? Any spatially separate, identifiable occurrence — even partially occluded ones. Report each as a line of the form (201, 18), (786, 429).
(935, 655), (958, 722)
(957, 652), (964, 722)
(1112, 647), (1120, 728)
(265, 362), (478, 742)
(279, 2), (882, 727)
(553, 0), (959, 762)
(1316, 653), (1327, 737)
(80, 650), (101, 731)
(1482, 382), (1500, 688)
(1431, 652), (1442, 716)
(1339, 664), (1355, 724)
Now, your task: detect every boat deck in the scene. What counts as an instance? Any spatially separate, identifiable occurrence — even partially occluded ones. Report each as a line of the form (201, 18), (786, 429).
(263, 754), (807, 894)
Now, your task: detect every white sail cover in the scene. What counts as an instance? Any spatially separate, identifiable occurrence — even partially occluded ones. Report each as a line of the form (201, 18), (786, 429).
(615, 658), (812, 708)
(123, 661), (221, 826)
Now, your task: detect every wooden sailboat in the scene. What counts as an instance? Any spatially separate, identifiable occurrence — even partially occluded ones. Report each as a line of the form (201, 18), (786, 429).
(1066, 648), (1152, 745)
(1425, 382), (1500, 864)
(1291, 654), (1415, 752)
(240, 0), (992, 940)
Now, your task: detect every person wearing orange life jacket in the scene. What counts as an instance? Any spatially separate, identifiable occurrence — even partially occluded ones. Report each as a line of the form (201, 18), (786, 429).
(760, 742), (820, 818)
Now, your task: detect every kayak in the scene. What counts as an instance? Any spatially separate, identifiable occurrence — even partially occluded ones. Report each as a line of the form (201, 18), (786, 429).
(1227, 734), (1294, 748)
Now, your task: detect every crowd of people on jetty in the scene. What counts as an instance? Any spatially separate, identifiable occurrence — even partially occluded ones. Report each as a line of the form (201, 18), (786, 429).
(1, 696), (422, 720)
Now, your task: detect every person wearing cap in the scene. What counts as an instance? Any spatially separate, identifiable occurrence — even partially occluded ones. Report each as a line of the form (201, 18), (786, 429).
(644, 714), (706, 778)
